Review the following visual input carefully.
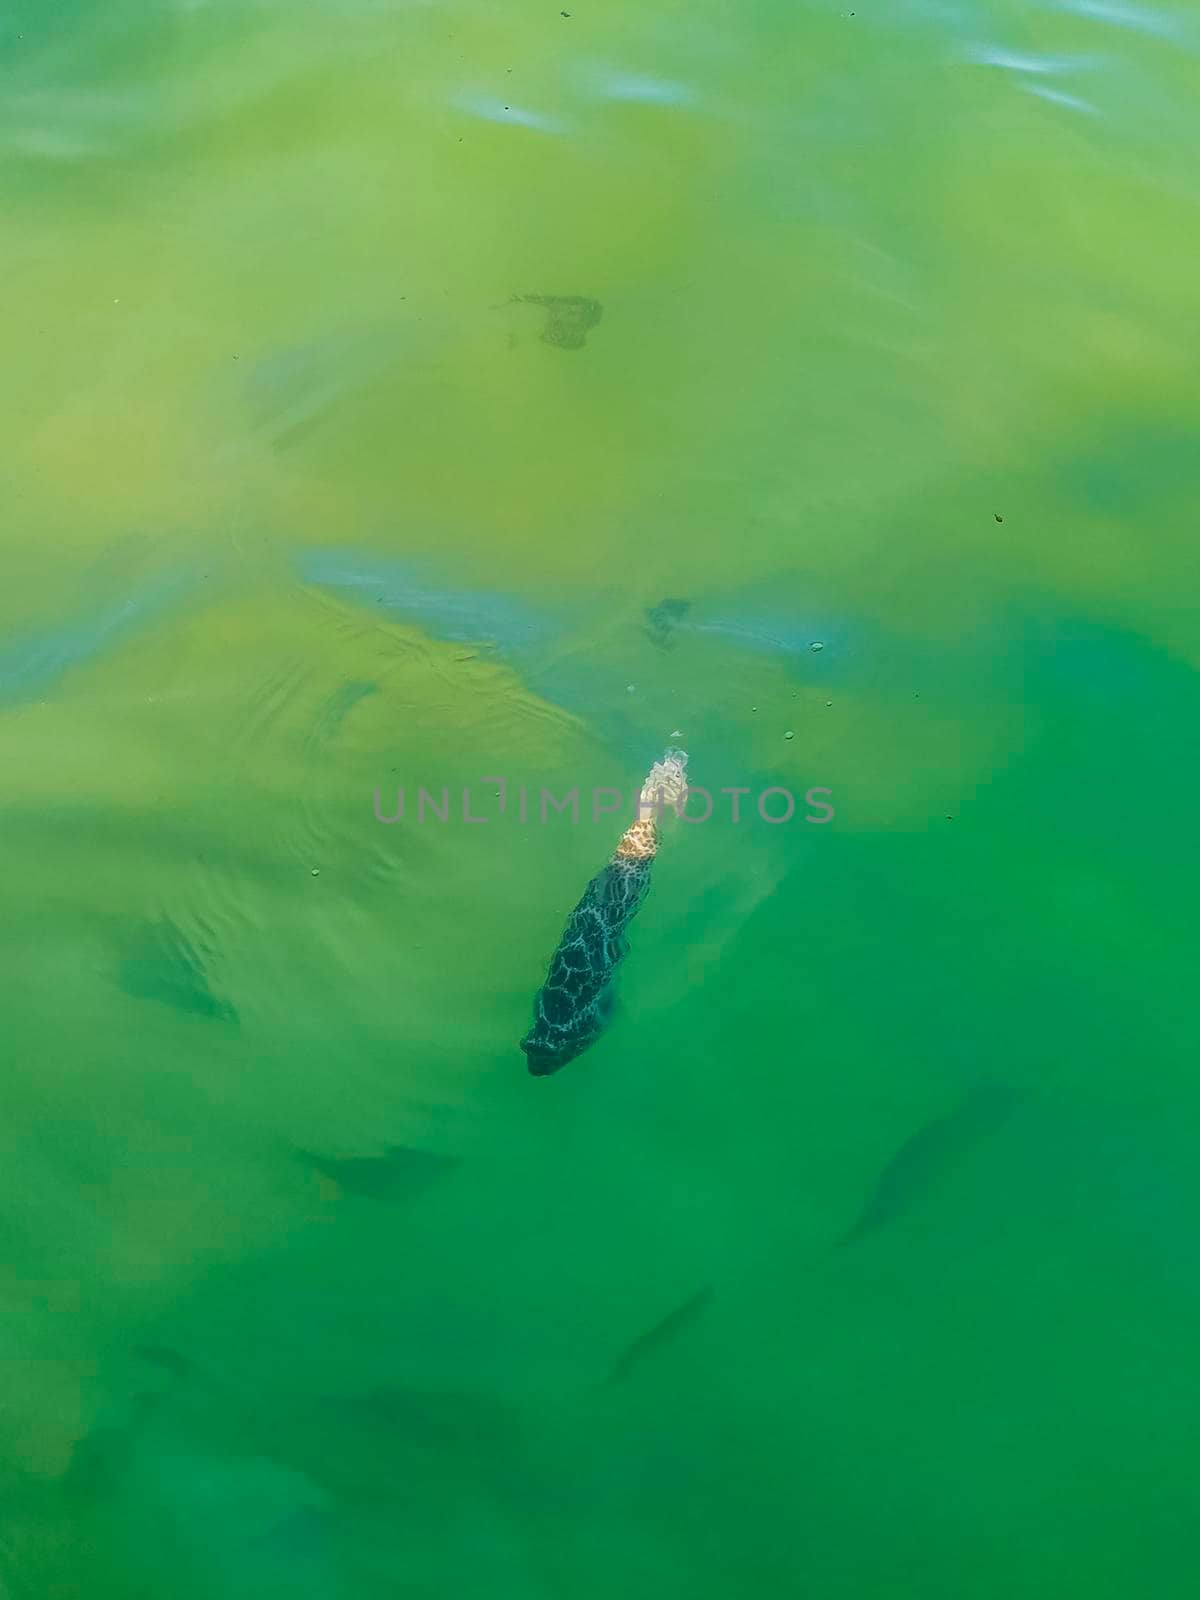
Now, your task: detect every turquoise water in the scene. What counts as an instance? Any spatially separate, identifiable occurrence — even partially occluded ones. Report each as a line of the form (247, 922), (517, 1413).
(3, 1), (1200, 1594)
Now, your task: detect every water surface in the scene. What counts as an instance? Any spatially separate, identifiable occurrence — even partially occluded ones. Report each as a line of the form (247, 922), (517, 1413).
(3, 1), (1200, 1595)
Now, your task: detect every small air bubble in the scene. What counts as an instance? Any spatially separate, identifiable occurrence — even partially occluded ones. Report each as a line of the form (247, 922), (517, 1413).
(784, 730), (794, 740)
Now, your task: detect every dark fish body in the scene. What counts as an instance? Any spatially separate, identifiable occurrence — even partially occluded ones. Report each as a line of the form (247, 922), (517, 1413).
(521, 854), (653, 1075)
(605, 1286), (714, 1386)
(522, 747), (686, 1074)
(838, 1082), (1024, 1246)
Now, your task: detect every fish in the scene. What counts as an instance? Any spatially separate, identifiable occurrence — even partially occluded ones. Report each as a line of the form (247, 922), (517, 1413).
(288, 1384), (527, 1514)
(322, 1384), (521, 1452)
(521, 749), (687, 1074)
(837, 1081), (1025, 1246)
(62, 1339), (203, 1507)
(645, 596), (691, 648)
(295, 548), (854, 751)
(295, 549), (854, 674)
(61, 1393), (161, 1504)
(296, 1145), (458, 1202)
(62, 1343), (201, 1506)
(520, 851), (647, 1073)
(132, 1344), (195, 1381)
(116, 918), (238, 1024)
(512, 294), (603, 350)
(603, 1285), (714, 1386)
(306, 680), (378, 750)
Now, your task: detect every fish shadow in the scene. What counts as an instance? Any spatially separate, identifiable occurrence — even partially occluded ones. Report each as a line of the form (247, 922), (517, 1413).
(116, 918), (238, 1024)
(295, 1145), (459, 1203)
(836, 1081), (1029, 1248)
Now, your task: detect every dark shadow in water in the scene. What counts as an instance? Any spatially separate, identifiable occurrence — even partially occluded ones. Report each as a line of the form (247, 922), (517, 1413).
(241, 1502), (335, 1563)
(296, 542), (858, 762)
(645, 596), (691, 649)
(514, 294), (603, 349)
(116, 919), (238, 1024)
(837, 1081), (1027, 1247)
(322, 1384), (520, 1452)
(288, 1384), (527, 1513)
(603, 1285), (714, 1387)
(131, 1344), (195, 1380)
(295, 1145), (458, 1202)
(306, 679), (378, 752)
(61, 1393), (161, 1504)
(63, 1342), (200, 1505)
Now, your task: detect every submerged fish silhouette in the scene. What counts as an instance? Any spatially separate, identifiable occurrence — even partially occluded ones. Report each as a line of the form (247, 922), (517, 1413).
(117, 919), (238, 1023)
(296, 1145), (458, 1202)
(294, 1384), (526, 1511)
(62, 1392), (161, 1503)
(132, 1344), (195, 1380)
(306, 679), (378, 750)
(297, 549), (858, 755)
(323, 1384), (520, 1451)
(837, 1081), (1025, 1247)
(63, 1341), (199, 1504)
(514, 294), (603, 349)
(297, 549), (852, 687)
(645, 596), (691, 648)
(603, 1285), (714, 1387)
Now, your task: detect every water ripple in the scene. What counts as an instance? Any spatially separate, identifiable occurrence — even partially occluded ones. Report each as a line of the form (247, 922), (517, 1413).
(964, 44), (1096, 74)
(451, 92), (566, 134)
(577, 64), (696, 108)
(1056, 0), (1189, 43)
(1024, 83), (1101, 113)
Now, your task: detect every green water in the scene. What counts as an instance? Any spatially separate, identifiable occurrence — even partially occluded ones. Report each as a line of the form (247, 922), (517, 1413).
(4, 0), (1200, 1593)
